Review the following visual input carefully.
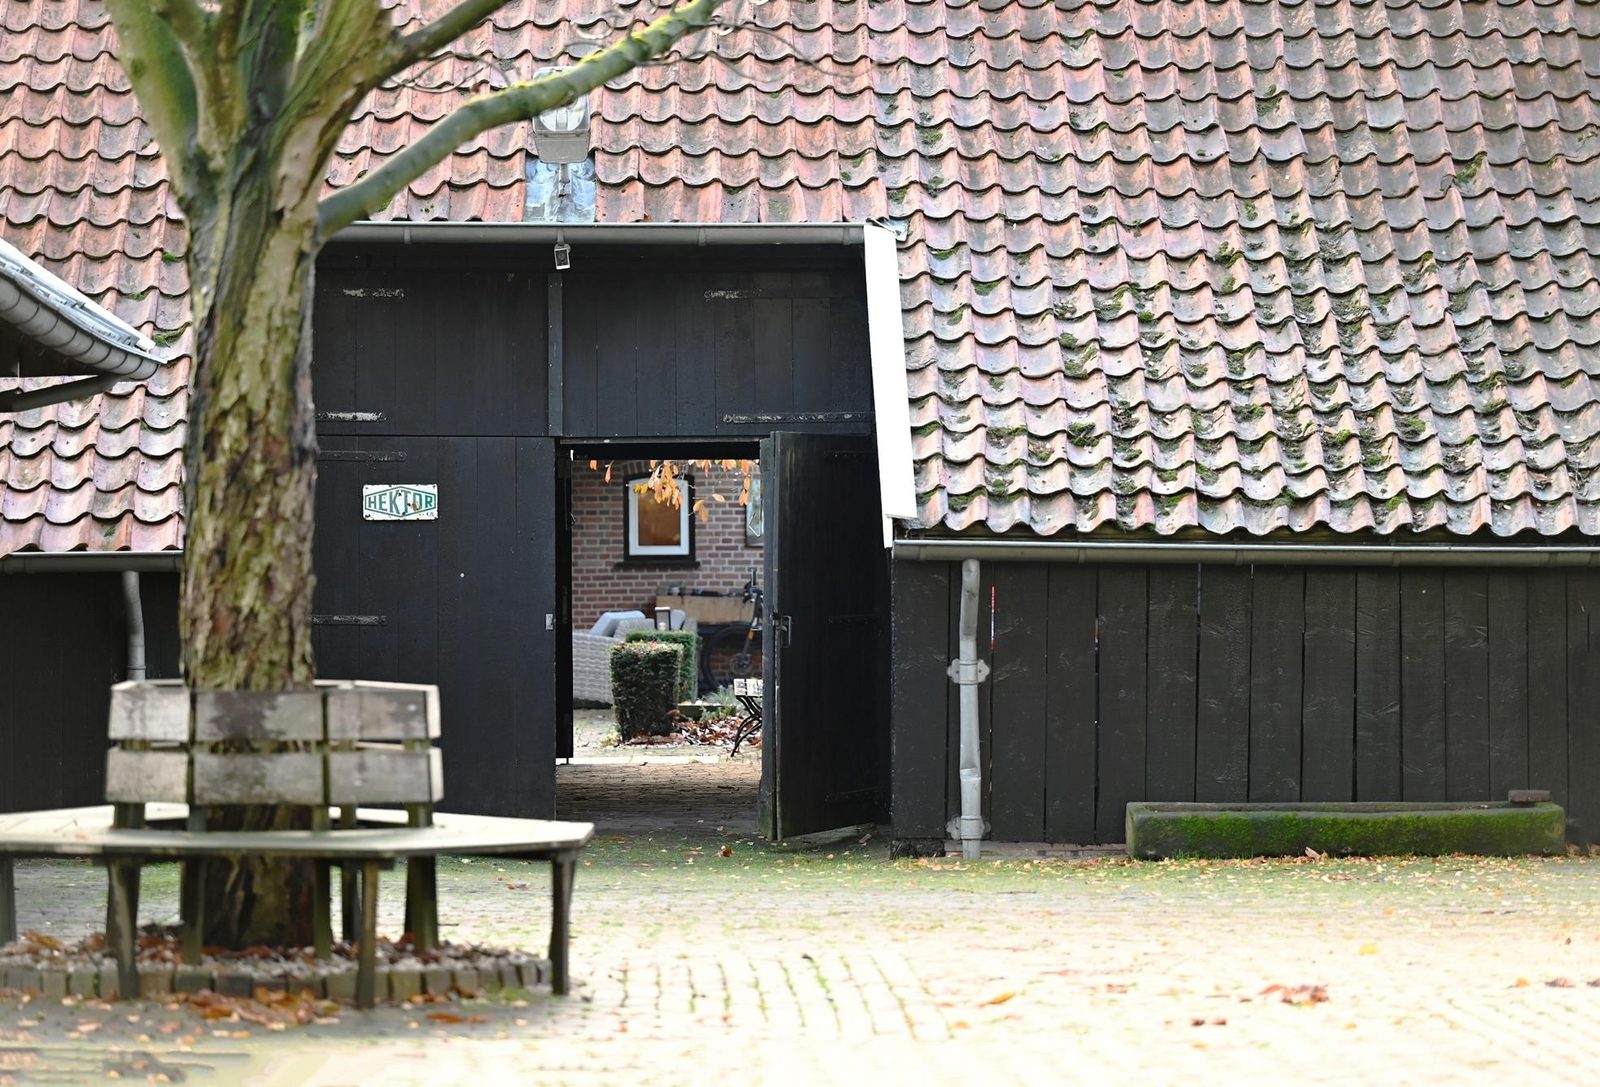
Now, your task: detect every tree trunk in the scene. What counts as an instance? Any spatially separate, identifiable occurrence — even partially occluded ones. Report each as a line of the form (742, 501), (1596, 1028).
(182, 175), (322, 948)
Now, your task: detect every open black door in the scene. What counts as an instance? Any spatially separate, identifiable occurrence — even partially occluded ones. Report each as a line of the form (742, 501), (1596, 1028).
(760, 432), (887, 839)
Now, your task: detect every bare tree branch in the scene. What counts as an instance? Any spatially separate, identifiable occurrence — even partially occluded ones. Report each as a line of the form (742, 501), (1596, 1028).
(391, 0), (518, 72)
(316, 0), (728, 236)
(104, 0), (207, 196)
(148, 0), (211, 47)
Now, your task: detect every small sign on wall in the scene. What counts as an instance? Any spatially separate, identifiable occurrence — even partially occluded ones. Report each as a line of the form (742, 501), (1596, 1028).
(363, 484), (438, 521)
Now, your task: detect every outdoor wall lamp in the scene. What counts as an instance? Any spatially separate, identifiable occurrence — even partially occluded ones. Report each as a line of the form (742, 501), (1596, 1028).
(531, 67), (592, 165)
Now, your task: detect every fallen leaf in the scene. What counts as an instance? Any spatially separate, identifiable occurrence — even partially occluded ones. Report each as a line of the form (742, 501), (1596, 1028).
(718, 845), (733, 858)
(1358, 943), (1378, 956)
(979, 991), (1017, 1007)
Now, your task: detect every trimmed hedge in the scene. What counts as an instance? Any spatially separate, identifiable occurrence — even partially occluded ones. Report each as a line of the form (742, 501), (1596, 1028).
(624, 630), (700, 701)
(610, 641), (683, 739)
(1125, 801), (1568, 859)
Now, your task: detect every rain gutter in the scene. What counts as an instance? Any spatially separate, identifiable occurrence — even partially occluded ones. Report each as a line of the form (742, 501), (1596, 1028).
(893, 538), (1600, 567)
(333, 221), (864, 246)
(0, 237), (163, 383)
(0, 551), (181, 573)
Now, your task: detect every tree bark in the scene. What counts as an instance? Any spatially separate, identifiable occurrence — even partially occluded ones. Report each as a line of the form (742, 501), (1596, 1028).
(181, 170), (323, 947)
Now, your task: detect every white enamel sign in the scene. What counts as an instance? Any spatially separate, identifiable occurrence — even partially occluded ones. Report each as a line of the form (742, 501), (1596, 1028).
(363, 484), (438, 521)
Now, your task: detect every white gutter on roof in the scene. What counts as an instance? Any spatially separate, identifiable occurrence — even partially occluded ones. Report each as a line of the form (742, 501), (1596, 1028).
(0, 235), (163, 383)
(334, 220), (863, 246)
(893, 538), (1600, 566)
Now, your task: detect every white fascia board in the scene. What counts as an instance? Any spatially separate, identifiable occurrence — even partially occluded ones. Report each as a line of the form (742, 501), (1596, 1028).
(864, 222), (917, 543)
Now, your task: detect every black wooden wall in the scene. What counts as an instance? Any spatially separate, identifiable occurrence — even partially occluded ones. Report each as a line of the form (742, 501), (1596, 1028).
(0, 572), (180, 812)
(310, 243), (871, 816)
(559, 265), (871, 438)
(892, 561), (1600, 846)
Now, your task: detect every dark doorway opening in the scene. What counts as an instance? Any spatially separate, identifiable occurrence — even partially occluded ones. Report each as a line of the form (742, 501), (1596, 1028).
(554, 435), (890, 841)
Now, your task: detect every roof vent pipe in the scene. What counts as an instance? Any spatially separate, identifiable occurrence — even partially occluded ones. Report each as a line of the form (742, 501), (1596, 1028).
(947, 559), (988, 859)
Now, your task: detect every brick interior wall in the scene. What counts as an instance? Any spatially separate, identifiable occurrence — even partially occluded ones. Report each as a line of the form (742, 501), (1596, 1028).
(570, 459), (762, 629)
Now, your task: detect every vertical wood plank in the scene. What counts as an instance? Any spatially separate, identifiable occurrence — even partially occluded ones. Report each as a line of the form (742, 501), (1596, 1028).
(1566, 571), (1600, 844)
(1486, 571), (1530, 798)
(0, 576), (12, 808)
(945, 566), (961, 828)
(751, 285), (795, 418)
(593, 279), (637, 437)
(1044, 566), (1098, 843)
(1399, 569), (1448, 801)
(712, 277), (757, 436)
(361, 438), (440, 686)
(632, 283), (678, 437)
(1095, 567), (1146, 842)
(1195, 566), (1252, 801)
(829, 263), (872, 410)
(1144, 566), (1198, 802)
(989, 564), (1049, 841)
(890, 561), (951, 841)
(673, 280), (716, 435)
(1302, 569), (1356, 801)
(1248, 567), (1304, 802)
(790, 287), (833, 413)
(310, 271), (359, 420)
(1443, 571), (1491, 800)
(1446, 569), (1491, 800)
(1526, 572), (1569, 808)
(561, 275), (598, 435)
(1354, 569), (1402, 800)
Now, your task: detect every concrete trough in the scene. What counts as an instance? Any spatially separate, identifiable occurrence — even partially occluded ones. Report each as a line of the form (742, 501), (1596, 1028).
(1125, 801), (1567, 860)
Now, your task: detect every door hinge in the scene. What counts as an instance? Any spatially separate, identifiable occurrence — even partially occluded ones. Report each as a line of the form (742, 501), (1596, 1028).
(317, 450), (407, 463)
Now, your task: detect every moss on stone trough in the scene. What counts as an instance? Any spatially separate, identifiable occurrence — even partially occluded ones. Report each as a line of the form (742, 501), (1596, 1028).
(1125, 802), (1566, 860)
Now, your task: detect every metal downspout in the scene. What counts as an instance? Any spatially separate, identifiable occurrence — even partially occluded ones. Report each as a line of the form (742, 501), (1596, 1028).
(949, 559), (988, 860)
(121, 570), (146, 681)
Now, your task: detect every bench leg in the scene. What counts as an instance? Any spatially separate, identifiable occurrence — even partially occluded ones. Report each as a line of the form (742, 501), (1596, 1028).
(405, 857), (438, 953)
(179, 861), (205, 966)
(340, 808), (358, 943)
(107, 860), (140, 1000)
(103, 868), (142, 962)
(356, 860), (380, 1010)
(549, 852), (577, 996)
(0, 856), (15, 946)
(312, 862), (333, 960)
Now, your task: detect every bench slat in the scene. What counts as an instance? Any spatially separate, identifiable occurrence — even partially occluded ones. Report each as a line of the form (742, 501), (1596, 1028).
(192, 752), (326, 805)
(194, 691), (325, 741)
(326, 684), (438, 741)
(105, 749), (188, 803)
(107, 682), (190, 742)
(328, 748), (442, 805)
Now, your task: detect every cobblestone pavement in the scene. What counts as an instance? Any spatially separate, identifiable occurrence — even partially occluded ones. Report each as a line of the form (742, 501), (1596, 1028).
(4, 762), (1600, 1086)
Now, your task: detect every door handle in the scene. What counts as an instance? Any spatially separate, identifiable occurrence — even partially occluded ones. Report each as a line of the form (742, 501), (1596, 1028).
(771, 614), (792, 648)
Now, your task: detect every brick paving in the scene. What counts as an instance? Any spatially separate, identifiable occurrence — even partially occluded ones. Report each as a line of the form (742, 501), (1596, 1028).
(4, 759), (1600, 1085)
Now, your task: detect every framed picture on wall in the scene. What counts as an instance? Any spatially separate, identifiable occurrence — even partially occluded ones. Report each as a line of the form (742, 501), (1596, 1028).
(625, 475), (693, 560)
